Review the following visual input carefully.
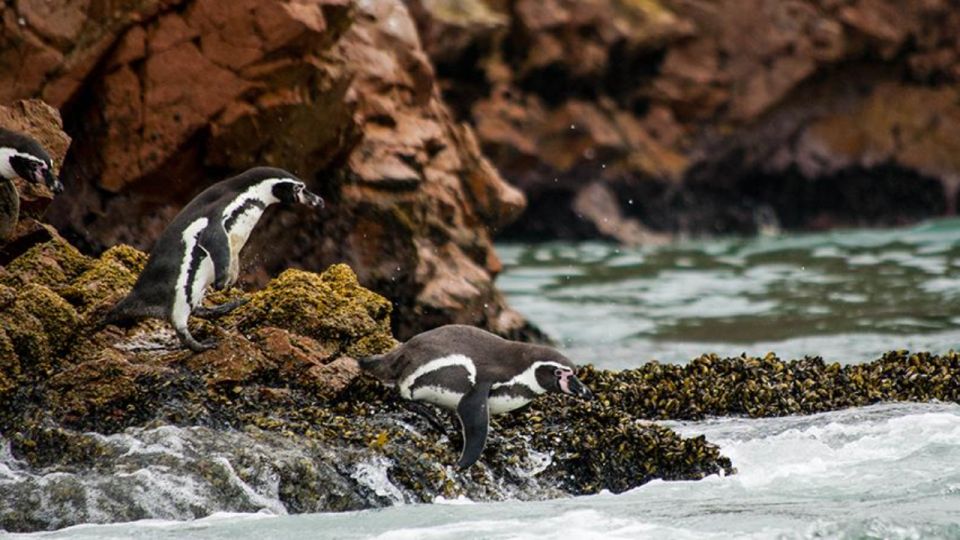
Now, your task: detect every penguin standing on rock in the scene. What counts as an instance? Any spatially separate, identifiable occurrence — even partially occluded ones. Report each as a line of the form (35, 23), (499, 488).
(0, 128), (63, 239)
(360, 324), (594, 469)
(105, 166), (324, 352)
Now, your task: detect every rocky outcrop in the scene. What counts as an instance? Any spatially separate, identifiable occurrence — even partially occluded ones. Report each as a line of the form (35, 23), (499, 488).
(0, 226), (732, 532)
(409, 0), (960, 241)
(1, 0), (529, 340)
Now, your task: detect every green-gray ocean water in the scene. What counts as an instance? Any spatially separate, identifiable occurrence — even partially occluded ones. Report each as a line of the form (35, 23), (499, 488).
(498, 219), (960, 368)
(11, 220), (960, 539)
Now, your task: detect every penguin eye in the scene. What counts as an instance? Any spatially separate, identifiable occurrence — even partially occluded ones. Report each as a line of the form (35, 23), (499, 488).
(554, 368), (565, 378)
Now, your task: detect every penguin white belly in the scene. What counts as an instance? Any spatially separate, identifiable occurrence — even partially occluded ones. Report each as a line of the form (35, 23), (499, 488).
(399, 354), (477, 409)
(410, 385), (464, 410)
(487, 395), (532, 415)
(173, 218), (212, 327)
(224, 207), (265, 286)
(227, 232), (242, 286)
(190, 255), (215, 308)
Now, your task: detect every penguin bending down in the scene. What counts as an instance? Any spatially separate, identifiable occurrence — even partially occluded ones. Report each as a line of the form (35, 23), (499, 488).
(105, 166), (324, 352)
(360, 324), (594, 469)
(0, 128), (63, 239)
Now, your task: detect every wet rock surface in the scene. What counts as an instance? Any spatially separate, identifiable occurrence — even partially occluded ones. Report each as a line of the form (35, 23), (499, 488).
(409, 0), (960, 241)
(0, 228), (731, 533)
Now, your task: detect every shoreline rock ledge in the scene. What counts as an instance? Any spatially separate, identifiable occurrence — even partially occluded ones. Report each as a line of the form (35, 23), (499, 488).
(0, 226), (731, 533)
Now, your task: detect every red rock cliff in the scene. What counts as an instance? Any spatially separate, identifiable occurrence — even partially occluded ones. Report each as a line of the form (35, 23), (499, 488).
(0, 0), (531, 340)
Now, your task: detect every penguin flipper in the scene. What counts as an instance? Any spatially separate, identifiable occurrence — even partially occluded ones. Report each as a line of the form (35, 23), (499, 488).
(200, 224), (232, 290)
(455, 382), (492, 469)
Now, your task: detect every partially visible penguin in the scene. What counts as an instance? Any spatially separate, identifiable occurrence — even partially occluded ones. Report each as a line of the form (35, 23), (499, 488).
(360, 324), (594, 469)
(0, 128), (63, 239)
(105, 166), (324, 352)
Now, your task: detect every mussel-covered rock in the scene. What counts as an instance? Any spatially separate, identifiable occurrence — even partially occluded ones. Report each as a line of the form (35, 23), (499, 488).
(0, 228), (733, 533)
(583, 352), (960, 420)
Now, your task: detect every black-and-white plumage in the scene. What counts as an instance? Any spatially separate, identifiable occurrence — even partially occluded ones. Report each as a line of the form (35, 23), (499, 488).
(360, 324), (593, 469)
(105, 166), (324, 352)
(0, 128), (62, 239)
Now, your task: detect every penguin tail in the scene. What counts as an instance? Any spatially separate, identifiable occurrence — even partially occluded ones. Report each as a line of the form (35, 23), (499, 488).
(358, 353), (384, 372)
(98, 294), (148, 329)
(102, 296), (131, 324)
(357, 353), (395, 383)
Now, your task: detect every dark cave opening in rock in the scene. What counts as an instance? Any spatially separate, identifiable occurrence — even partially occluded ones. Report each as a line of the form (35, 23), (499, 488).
(735, 163), (948, 231)
(497, 164), (949, 243)
(497, 187), (602, 241)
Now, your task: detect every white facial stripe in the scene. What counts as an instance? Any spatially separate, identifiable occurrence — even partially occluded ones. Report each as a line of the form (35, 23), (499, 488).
(491, 361), (570, 394)
(220, 178), (296, 275)
(173, 218), (211, 328)
(221, 178), (292, 225)
(399, 354), (477, 400)
(0, 147), (47, 180)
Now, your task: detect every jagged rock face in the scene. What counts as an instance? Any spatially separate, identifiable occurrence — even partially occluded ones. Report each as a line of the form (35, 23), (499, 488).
(1, 0), (528, 340)
(408, 0), (960, 242)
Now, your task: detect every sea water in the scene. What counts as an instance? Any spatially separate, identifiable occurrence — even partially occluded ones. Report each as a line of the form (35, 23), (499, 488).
(11, 220), (960, 539)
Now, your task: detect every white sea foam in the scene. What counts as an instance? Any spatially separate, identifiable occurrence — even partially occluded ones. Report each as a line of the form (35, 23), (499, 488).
(11, 403), (957, 540)
(350, 457), (407, 504)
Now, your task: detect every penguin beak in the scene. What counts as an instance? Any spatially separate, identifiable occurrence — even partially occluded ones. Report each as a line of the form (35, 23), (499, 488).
(559, 372), (594, 400)
(299, 189), (324, 210)
(42, 168), (63, 194)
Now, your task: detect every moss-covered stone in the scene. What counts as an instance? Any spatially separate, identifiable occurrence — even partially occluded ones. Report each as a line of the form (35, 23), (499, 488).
(15, 284), (79, 358)
(227, 265), (396, 354)
(0, 326), (18, 398)
(0, 303), (50, 377)
(99, 244), (148, 274)
(0, 234), (90, 289)
(59, 257), (137, 317)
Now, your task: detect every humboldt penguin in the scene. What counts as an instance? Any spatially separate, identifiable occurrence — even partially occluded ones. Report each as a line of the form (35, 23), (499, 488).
(105, 166), (324, 352)
(0, 128), (62, 239)
(360, 324), (594, 469)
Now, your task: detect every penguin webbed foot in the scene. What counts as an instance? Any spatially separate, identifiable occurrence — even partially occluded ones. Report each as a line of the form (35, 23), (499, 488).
(193, 297), (248, 319)
(185, 337), (218, 353)
(175, 327), (218, 353)
(402, 401), (453, 435)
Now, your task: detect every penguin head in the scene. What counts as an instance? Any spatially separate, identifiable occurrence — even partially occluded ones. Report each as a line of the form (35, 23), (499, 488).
(271, 179), (324, 210)
(534, 359), (593, 400)
(0, 131), (62, 194)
